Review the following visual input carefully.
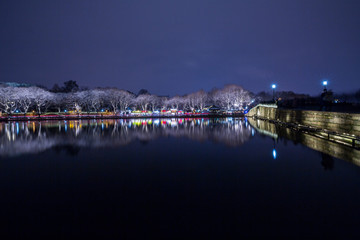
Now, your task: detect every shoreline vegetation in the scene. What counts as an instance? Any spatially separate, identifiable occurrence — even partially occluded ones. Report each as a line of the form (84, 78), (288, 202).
(0, 82), (255, 120)
(2, 80), (359, 122)
(0, 112), (244, 122)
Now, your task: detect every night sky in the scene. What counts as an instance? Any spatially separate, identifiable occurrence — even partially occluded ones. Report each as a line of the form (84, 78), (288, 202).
(1, 0), (359, 96)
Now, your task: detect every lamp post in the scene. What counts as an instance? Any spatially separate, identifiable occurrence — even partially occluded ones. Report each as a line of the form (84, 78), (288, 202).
(272, 84), (277, 101)
(322, 80), (328, 90)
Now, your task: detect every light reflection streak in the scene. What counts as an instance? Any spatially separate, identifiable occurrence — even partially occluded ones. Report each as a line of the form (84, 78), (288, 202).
(0, 118), (253, 157)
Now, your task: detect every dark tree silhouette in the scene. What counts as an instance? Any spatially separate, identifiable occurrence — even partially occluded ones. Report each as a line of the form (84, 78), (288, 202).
(63, 80), (79, 93)
(50, 80), (79, 93)
(137, 89), (150, 96)
(51, 84), (62, 93)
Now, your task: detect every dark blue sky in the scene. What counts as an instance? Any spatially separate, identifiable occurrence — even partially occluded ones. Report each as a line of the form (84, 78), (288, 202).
(1, 0), (359, 96)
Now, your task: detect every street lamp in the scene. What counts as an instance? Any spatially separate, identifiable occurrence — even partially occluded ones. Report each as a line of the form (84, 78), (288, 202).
(271, 84), (277, 101)
(322, 80), (328, 90)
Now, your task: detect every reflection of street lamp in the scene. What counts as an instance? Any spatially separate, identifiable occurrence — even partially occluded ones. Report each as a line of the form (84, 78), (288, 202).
(272, 84), (277, 101)
(272, 149), (277, 159)
(272, 138), (277, 159)
(322, 80), (328, 90)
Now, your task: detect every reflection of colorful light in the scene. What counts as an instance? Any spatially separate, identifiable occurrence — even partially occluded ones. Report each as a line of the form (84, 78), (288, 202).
(132, 121), (141, 126)
(272, 149), (277, 159)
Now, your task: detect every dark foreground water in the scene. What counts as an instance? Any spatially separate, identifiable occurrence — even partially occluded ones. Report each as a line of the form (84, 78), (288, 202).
(0, 118), (359, 238)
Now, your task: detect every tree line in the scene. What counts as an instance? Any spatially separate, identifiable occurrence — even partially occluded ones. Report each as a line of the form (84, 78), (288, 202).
(0, 81), (254, 114)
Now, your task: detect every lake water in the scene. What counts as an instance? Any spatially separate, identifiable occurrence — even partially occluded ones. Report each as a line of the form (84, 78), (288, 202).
(0, 118), (359, 238)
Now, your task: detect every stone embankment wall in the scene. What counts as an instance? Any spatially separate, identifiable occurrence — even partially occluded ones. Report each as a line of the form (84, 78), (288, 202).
(246, 104), (360, 137)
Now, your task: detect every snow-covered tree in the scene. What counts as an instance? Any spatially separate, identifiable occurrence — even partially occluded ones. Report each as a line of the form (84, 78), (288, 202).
(0, 87), (17, 114)
(164, 96), (184, 110)
(134, 94), (153, 111)
(118, 90), (135, 111)
(81, 89), (107, 112)
(148, 95), (160, 111)
(211, 85), (251, 110)
(16, 87), (34, 114)
(29, 87), (54, 114)
(186, 90), (208, 111)
(104, 88), (135, 113)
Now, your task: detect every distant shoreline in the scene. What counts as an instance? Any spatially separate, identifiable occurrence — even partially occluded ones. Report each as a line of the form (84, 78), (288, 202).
(0, 113), (245, 122)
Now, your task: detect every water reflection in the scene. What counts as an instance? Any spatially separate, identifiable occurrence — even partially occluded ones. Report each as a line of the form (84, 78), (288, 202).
(0, 118), (252, 157)
(248, 118), (360, 167)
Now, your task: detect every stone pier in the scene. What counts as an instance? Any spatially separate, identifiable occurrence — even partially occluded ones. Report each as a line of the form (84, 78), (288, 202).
(246, 104), (360, 137)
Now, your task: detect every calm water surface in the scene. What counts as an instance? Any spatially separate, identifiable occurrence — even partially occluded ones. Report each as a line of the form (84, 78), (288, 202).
(0, 118), (359, 238)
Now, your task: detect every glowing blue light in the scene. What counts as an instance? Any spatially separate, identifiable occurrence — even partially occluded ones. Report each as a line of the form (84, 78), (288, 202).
(15, 110), (19, 113)
(272, 84), (276, 89)
(64, 110), (67, 112)
(272, 149), (277, 159)
(322, 80), (328, 86)
(101, 109), (104, 112)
